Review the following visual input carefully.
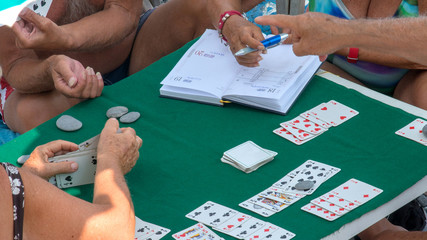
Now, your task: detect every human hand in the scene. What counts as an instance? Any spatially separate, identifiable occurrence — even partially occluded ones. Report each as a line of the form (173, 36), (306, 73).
(48, 55), (104, 99)
(97, 118), (143, 175)
(255, 13), (344, 61)
(12, 8), (71, 51)
(358, 218), (407, 240)
(22, 140), (79, 180)
(222, 15), (265, 67)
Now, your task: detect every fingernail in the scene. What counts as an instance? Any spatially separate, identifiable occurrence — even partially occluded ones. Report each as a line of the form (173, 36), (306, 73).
(257, 45), (265, 51)
(71, 162), (78, 171)
(257, 56), (263, 62)
(90, 68), (95, 75)
(96, 72), (102, 80)
(68, 77), (77, 87)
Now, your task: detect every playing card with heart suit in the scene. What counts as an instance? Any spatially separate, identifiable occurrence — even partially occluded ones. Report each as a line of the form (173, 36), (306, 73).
(395, 118), (427, 146)
(280, 123), (315, 141)
(311, 197), (349, 216)
(185, 201), (237, 227)
(227, 218), (266, 239)
(245, 223), (279, 240)
(285, 116), (327, 135)
(300, 111), (331, 129)
(213, 212), (252, 233)
(308, 100), (359, 127)
(301, 203), (340, 221)
(273, 127), (315, 145)
(172, 223), (222, 240)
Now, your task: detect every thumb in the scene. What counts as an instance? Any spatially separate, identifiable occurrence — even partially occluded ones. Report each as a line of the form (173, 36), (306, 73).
(18, 7), (48, 28)
(45, 161), (79, 177)
(103, 118), (120, 135)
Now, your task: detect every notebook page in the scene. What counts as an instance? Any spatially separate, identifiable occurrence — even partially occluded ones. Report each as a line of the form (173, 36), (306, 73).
(161, 29), (240, 99)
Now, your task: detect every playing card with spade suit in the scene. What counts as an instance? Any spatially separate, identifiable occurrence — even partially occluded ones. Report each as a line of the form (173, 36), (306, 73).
(52, 149), (98, 188)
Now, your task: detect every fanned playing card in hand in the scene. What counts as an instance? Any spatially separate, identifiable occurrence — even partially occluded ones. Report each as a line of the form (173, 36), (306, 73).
(221, 141), (277, 173)
(0, 0), (53, 27)
(52, 149), (98, 188)
(395, 118), (427, 146)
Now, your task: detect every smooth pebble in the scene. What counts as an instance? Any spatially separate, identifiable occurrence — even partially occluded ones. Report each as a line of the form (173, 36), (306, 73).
(423, 124), (427, 137)
(56, 115), (82, 131)
(120, 112), (140, 123)
(294, 180), (315, 191)
(106, 106), (128, 118)
(17, 155), (30, 164)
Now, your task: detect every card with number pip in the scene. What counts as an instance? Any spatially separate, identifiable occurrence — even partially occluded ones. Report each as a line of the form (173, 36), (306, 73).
(134, 216), (170, 240)
(0, 0), (53, 27)
(172, 223), (222, 240)
(186, 201), (237, 227)
(52, 149), (98, 188)
(308, 100), (359, 127)
(329, 178), (383, 206)
(395, 118), (427, 146)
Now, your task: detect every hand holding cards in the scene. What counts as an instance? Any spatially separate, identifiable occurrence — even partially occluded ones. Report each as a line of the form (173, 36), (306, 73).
(221, 141), (277, 173)
(0, 0), (52, 27)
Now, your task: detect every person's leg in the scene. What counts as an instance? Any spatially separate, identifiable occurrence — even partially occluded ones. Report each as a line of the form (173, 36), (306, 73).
(393, 70), (427, 110)
(128, 0), (265, 74)
(129, 0), (210, 74)
(4, 91), (83, 133)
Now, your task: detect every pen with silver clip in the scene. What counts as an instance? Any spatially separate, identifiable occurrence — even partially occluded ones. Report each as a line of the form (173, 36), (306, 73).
(234, 33), (289, 56)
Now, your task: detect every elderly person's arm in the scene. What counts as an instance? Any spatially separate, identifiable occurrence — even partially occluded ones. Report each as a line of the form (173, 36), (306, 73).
(255, 13), (427, 67)
(17, 119), (142, 239)
(207, 0), (265, 67)
(12, 0), (141, 51)
(358, 218), (427, 240)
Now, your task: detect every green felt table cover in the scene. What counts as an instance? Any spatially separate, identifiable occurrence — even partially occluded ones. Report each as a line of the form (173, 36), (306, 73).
(2, 40), (427, 239)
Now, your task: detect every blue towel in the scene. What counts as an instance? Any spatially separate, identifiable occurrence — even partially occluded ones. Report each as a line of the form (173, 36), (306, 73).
(245, 0), (277, 34)
(0, 121), (19, 145)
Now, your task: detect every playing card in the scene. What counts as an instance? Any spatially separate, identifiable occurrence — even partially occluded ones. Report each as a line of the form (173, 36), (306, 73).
(311, 197), (349, 216)
(52, 149), (98, 188)
(259, 187), (304, 205)
(283, 160), (341, 195)
(261, 227), (296, 239)
(395, 118), (427, 146)
(227, 218), (266, 239)
(329, 178), (383, 206)
(172, 223), (221, 240)
(186, 201), (237, 227)
(27, 0), (52, 17)
(245, 223), (279, 240)
(301, 203), (340, 221)
(300, 111), (330, 129)
(273, 127), (315, 145)
(213, 212), (252, 233)
(238, 200), (275, 217)
(319, 193), (358, 211)
(246, 195), (288, 212)
(271, 173), (294, 189)
(280, 123), (315, 141)
(285, 116), (327, 135)
(309, 100), (359, 127)
(223, 141), (275, 169)
(78, 134), (100, 151)
(135, 216), (156, 239)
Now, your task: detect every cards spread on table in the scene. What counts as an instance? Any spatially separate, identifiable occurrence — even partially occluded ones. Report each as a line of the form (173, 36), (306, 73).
(302, 178), (383, 221)
(135, 216), (170, 240)
(221, 141), (277, 173)
(274, 100), (359, 145)
(240, 160), (340, 217)
(184, 201), (295, 240)
(395, 118), (427, 146)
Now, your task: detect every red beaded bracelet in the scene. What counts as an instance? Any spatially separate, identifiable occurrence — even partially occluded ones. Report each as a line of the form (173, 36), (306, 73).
(347, 47), (359, 63)
(218, 10), (243, 42)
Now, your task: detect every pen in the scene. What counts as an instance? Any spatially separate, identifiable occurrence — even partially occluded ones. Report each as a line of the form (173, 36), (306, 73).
(234, 33), (289, 56)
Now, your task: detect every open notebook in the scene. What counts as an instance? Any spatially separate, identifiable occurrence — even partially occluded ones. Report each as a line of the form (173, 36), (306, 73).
(160, 29), (321, 115)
